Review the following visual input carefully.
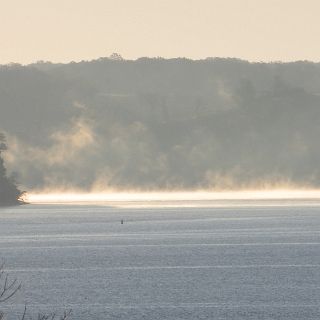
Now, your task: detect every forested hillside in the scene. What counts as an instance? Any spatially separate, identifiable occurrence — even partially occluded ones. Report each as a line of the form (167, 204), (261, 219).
(0, 134), (24, 205)
(1, 57), (320, 190)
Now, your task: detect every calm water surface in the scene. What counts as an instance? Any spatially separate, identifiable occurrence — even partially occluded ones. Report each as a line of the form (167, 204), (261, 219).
(1, 202), (320, 319)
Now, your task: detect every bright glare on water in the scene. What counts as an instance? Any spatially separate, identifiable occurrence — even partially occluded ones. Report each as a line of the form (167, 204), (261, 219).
(1, 197), (320, 319)
(27, 190), (320, 207)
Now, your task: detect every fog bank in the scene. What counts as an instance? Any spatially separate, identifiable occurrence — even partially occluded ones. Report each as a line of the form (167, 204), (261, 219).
(1, 57), (320, 191)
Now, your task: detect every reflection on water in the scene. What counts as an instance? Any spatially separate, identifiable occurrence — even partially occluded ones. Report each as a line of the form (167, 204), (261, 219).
(27, 190), (320, 208)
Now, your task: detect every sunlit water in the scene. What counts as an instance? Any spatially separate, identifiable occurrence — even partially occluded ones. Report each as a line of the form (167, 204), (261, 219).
(2, 197), (320, 319)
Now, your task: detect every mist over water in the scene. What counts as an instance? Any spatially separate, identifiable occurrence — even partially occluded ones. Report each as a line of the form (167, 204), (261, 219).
(2, 58), (320, 192)
(3, 1), (320, 318)
(27, 190), (320, 208)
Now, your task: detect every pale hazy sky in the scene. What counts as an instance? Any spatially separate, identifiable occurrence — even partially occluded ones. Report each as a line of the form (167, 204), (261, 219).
(1, 0), (320, 64)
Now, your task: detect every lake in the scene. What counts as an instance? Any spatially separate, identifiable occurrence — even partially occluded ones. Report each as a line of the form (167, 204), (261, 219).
(1, 200), (320, 319)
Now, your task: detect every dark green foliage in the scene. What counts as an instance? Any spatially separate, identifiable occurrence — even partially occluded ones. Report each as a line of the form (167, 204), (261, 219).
(0, 135), (24, 206)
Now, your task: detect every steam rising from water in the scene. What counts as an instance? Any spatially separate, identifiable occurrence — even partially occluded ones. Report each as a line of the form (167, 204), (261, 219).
(3, 59), (320, 193)
(27, 190), (320, 207)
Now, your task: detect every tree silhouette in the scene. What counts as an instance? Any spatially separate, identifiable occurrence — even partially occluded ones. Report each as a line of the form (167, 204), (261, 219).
(0, 262), (71, 320)
(0, 134), (25, 206)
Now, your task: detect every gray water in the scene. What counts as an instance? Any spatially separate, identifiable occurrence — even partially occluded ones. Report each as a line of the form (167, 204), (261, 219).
(1, 203), (320, 319)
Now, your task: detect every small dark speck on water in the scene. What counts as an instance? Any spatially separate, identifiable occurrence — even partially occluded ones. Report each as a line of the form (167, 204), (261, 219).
(121, 219), (124, 224)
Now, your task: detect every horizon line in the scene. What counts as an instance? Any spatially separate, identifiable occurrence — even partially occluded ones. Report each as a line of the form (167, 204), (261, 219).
(2, 55), (320, 67)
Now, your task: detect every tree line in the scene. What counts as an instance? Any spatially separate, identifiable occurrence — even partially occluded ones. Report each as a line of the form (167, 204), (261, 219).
(0, 133), (24, 206)
(2, 58), (320, 190)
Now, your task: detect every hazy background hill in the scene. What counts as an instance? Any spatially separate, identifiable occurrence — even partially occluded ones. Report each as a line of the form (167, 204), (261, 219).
(1, 57), (320, 191)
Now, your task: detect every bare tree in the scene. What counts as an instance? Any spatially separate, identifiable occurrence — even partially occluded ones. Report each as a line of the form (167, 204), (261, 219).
(0, 262), (21, 320)
(0, 262), (21, 304)
(0, 263), (72, 320)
